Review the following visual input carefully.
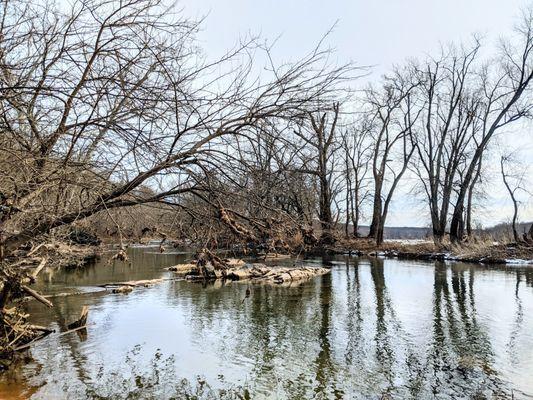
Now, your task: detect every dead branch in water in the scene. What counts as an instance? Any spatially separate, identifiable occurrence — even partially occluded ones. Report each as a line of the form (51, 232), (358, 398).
(99, 278), (166, 288)
(0, 264), (56, 362)
(67, 306), (89, 330)
(109, 248), (129, 263)
(20, 285), (53, 308)
(31, 257), (48, 279)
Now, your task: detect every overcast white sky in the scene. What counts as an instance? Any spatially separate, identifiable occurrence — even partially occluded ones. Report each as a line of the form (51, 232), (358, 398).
(179, 0), (527, 74)
(177, 0), (533, 228)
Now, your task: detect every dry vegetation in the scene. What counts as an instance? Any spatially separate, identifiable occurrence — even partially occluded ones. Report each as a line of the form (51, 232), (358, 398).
(335, 235), (533, 264)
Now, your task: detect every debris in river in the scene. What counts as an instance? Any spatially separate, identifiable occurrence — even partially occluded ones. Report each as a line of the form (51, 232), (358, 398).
(0, 261), (57, 365)
(263, 253), (291, 260)
(67, 306), (89, 330)
(169, 255), (330, 285)
(112, 286), (133, 294)
(1, 293), (51, 361)
(228, 264), (330, 285)
(167, 249), (248, 281)
(241, 287), (251, 303)
(101, 278), (165, 293)
(226, 258), (246, 267)
(167, 263), (197, 273)
(109, 247), (129, 263)
(11, 242), (99, 270)
(21, 284), (53, 308)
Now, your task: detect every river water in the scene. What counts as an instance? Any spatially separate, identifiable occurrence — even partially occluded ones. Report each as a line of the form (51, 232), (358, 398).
(0, 246), (532, 399)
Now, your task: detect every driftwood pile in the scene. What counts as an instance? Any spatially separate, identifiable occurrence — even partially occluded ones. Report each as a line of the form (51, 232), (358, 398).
(0, 265), (95, 367)
(167, 250), (243, 281)
(11, 242), (99, 269)
(0, 241), (100, 367)
(168, 250), (329, 285)
(226, 264), (330, 285)
(0, 264), (55, 367)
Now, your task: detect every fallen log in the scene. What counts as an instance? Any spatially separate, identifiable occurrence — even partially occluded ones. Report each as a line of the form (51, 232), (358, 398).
(12, 331), (52, 352)
(21, 288), (106, 303)
(13, 323), (88, 351)
(44, 288), (107, 298)
(32, 257), (48, 278)
(263, 254), (291, 260)
(167, 252), (246, 281)
(99, 278), (165, 288)
(21, 285), (53, 308)
(27, 324), (54, 334)
(167, 263), (197, 274)
(226, 258), (246, 267)
(59, 325), (88, 337)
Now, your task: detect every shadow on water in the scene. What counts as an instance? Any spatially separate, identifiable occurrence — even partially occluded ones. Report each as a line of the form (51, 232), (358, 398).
(1, 247), (533, 399)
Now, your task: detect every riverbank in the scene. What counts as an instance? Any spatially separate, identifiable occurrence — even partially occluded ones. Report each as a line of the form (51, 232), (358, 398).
(7, 242), (101, 271)
(0, 242), (101, 370)
(331, 238), (533, 265)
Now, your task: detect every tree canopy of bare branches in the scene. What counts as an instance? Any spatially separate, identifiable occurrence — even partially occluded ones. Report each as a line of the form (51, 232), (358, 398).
(0, 0), (353, 256)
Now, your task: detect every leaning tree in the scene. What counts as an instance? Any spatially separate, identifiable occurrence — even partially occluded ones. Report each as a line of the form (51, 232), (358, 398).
(0, 0), (353, 258)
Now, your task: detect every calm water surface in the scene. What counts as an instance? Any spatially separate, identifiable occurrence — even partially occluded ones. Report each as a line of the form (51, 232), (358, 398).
(1, 246), (533, 399)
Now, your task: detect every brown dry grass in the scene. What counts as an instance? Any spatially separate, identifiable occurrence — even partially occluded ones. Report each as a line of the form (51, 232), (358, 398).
(336, 236), (533, 263)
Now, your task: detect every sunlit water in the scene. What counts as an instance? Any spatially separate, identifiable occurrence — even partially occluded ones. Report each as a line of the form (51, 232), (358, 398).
(1, 246), (533, 399)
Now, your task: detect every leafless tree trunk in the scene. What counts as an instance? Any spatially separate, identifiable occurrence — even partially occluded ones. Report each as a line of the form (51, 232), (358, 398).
(466, 158), (480, 237)
(341, 125), (370, 238)
(501, 157), (520, 243)
(303, 103), (341, 245)
(365, 70), (419, 245)
(500, 153), (529, 243)
(410, 42), (482, 246)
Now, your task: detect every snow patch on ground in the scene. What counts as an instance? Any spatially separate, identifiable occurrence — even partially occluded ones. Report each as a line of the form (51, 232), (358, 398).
(505, 259), (533, 265)
(383, 239), (433, 245)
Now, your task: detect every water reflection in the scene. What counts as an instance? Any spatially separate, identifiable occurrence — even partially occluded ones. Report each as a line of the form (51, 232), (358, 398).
(0, 248), (532, 399)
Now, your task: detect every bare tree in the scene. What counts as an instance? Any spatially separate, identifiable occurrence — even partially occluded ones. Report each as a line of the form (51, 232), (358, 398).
(290, 103), (343, 245)
(341, 123), (371, 237)
(365, 70), (419, 245)
(410, 42), (482, 245)
(500, 152), (530, 243)
(448, 8), (533, 242)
